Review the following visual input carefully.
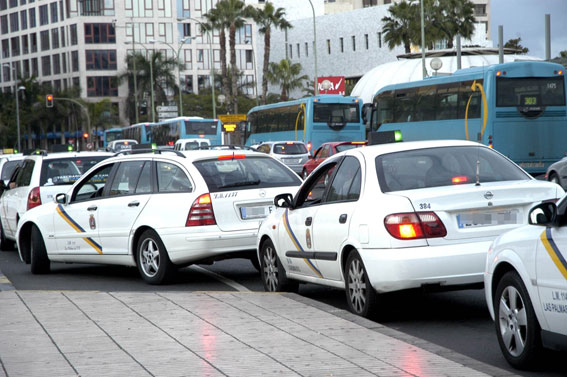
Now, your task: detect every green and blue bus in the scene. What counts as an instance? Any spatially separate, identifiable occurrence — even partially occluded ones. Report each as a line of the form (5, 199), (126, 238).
(369, 61), (566, 175)
(151, 117), (222, 147)
(122, 122), (155, 144)
(245, 95), (365, 153)
(103, 127), (124, 148)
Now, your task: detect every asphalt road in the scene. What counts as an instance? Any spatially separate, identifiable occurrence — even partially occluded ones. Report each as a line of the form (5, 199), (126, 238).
(0, 249), (565, 377)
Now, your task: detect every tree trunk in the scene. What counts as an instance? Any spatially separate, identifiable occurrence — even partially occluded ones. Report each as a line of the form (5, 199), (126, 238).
(229, 23), (238, 114)
(219, 30), (231, 113)
(262, 27), (271, 105)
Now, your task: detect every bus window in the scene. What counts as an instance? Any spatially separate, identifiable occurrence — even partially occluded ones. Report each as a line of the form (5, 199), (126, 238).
(436, 84), (460, 120)
(375, 91), (394, 126)
(394, 89), (415, 123)
(313, 103), (360, 124)
(414, 85), (436, 121)
(458, 80), (482, 119)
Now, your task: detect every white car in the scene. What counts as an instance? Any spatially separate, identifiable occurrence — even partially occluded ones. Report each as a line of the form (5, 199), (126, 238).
(485, 199), (567, 369)
(0, 151), (112, 250)
(174, 138), (211, 151)
(256, 140), (564, 317)
(106, 139), (138, 153)
(16, 149), (302, 284)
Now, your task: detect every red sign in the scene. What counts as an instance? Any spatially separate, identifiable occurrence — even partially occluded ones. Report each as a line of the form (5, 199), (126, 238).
(317, 76), (345, 95)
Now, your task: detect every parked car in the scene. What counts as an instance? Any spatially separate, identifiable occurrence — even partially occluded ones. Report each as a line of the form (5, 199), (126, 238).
(301, 141), (367, 179)
(545, 157), (567, 190)
(16, 149), (302, 284)
(256, 140), (564, 318)
(485, 199), (567, 370)
(256, 141), (309, 175)
(174, 138), (211, 151)
(106, 139), (138, 153)
(0, 151), (113, 250)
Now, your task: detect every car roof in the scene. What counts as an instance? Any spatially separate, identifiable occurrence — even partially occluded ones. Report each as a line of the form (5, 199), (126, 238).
(24, 151), (114, 161)
(346, 140), (487, 158)
(261, 141), (306, 145)
(101, 149), (269, 165)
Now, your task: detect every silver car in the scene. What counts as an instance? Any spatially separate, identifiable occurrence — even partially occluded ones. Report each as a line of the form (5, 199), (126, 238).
(545, 157), (567, 190)
(256, 141), (309, 175)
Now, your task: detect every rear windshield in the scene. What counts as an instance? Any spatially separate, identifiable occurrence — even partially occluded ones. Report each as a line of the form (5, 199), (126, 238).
(1, 160), (22, 181)
(376, 146), (530, 192)
(185, 121), (218, 135)
(496, 76), (566, 107)
(335, 143), (365, 153)
(273, 143), (307, 155)
(40, 156), (110, 186)
(313, 103), (360, 123)
(194, 156), (302, 192)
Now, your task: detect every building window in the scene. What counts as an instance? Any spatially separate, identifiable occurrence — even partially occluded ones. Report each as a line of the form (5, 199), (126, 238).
(352, 35), (356, 51)
(39, 5), (48, 26)
(1, 15), (7, 35)
(377, 32), (382, 48)
(21, 34), (28, 54)
(0, 0), (6, 10)
(182, 23), (190, 38)
(62, 52), (66, 73)
(84, 23), (116, 44)
(9, 0), (16, 7)
(197, 75), (209, 90)
(41, 55), (51, 75)
(72, 77), (79, 88)
(31, 57), (38, 76)
(474, 4), (486, 16)
(80, 0), (115, 16)
(71, 50), (78, 71)
(245, 49), (252, 64)
(70, 24), (77, 45)
(60, 26), (65, 47)
(305, 42), (308, 57)
(1, 39), (8, 59)
(10, 36), (19, 56)
(85, 49), (117, 70)
(51, 28), (59, 49)
(52, 54), (60, 74)
(28, 8), (35, 28)
(184, 75), (193, 93)
(9, 12), (18, 32)
(40, 30), (49, 51)
(50, 2), (58, 23)
(340, 37), (343, 53)
(20, 10), (27, 30)
(326, 39), (331, 54)
(59, 0), (64, 21)
(87, 76), (118, 97)
(365, 34), (369, 49)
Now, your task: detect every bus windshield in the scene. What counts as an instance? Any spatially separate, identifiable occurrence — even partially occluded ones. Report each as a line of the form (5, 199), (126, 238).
(313, 103), (360, 123)
(185, 121), (218, 135)
(496, 76), (566, 107)
(105, 131), (122, 143)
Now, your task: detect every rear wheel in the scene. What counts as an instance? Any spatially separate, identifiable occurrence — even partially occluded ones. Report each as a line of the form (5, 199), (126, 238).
(494, 271), (541, 369)
(30, 225), (50, 274)
(260, 239), (298, 292)
(345, 251), (377, 318)
(136, 229), (175, 285)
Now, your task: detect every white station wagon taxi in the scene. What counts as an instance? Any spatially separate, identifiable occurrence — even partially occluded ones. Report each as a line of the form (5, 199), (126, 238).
(485, 199), (567, 369)
(257, 140), (564, 317)
(16, 149), (302, 284)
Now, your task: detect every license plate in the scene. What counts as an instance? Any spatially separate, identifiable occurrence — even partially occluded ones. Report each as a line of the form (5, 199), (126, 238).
(457, 209), (519, 228)
(240, 205), (274, 220)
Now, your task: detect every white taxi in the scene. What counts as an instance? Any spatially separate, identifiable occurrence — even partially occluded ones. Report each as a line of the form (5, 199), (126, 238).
(257, 140), (564, 318)
(16, 149), (302, 284)
(485, 199), (567, 369)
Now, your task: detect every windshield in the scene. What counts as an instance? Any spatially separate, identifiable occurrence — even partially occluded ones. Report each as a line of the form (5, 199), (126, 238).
(1, 160), (22, 181)
(194, 156), (302, 192)
(313, 103), (360, 124)
(185, 121), (218, 135)
(496, 76), (566, 107)
(376, 146), (530, 192)
(105, 130), (123, 143)
(273, 143), (307, 155)
(40, 156), (110, 186)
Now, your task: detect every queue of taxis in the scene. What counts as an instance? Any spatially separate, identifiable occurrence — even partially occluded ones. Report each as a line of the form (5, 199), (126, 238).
(15, 148), (302, 284)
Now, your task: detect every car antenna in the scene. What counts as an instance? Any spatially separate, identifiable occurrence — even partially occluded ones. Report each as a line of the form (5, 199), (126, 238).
(475, 159), (480, 186)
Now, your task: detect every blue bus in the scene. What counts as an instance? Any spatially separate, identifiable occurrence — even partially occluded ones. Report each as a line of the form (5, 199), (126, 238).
(245, 95), (365, 153)
(369, 61), (567, 175)
(121, 122), (155, 144)
(103, 127), (123, 148)
(151, 116), (222, 147)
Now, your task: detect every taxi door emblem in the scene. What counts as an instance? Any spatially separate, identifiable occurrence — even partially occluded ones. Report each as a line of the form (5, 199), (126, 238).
(89, 214), (96, 230)
(306, 229), (312, 249)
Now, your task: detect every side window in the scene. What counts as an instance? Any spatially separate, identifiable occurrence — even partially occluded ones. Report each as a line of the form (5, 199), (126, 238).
(135, 162), (152, 194)
(258, 145), (270, 154)
(72, 163), (114, 202)
(157, 162), (192, 192)
(319, 145), (330, 158)
(15, 159), (35, 187)
(295, 162), (338, 207)
(109, 161), (145, 196)
(326, 157), (361, 203)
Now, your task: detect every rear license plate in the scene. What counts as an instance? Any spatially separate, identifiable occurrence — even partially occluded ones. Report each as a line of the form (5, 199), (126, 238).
(240, 205), (274, 220)
(457, 209), (519, 228)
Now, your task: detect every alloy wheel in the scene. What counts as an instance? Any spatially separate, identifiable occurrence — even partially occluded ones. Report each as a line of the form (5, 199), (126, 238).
(348, 258), (367, 313)
(263, 245), (279, 292)
(498, 285), (528, 357)
(140, 238), (160, 278)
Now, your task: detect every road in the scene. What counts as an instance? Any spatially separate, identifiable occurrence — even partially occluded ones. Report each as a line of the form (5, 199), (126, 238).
(0, 249), (565, 377)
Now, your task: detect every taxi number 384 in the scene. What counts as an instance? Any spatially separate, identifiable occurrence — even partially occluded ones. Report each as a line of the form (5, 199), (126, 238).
(419, 203), (431, 210)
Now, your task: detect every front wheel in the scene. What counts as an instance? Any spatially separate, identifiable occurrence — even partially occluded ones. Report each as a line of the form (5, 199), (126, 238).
(345, 251), (377, 318)
(30, 225), (50, 274)
(494, 271), (541, 369)
(260, 239), (298, 292)
(136, 229), (175, 285)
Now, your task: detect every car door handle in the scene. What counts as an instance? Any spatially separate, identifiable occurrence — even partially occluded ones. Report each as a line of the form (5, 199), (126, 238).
(339, 214), (347, 224)
(305, 217), (312, 226)
(128, 201), (140, 207)
(87, 205), (97, 211)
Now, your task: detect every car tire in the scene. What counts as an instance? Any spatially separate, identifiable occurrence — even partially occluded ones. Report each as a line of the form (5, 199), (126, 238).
(30, 225), (50, 274)
(136, 229), (175, 285)
(494, 271), (541, 369)
(0, 221), (10, 251)
(345, 250), (378, 318)
(260, 238), (298, 292)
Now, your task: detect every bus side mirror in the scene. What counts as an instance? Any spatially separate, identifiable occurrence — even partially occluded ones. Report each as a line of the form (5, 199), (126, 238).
(361, 103), (373, 124)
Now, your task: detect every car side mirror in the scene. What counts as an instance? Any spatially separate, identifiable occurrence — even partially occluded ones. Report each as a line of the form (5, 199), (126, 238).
(55, 193), (67, 205)
(274, 193), (294, 209)
(528, 202), (557, 225)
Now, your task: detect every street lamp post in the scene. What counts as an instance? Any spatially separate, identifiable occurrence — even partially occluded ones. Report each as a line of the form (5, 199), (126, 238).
(160, 37), (191, 117)
(307, 0), (319, 96)
(3, 63), (23, 152)
(126, 40), (156, 122)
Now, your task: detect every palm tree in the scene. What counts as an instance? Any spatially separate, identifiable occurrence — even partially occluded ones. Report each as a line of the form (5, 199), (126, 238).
(248, 2), (292, 105)
(203, 8), (231, 113)
(381, 0), (417, 53)
(266, 59), (308, 101)
(431, 0), (475, 49)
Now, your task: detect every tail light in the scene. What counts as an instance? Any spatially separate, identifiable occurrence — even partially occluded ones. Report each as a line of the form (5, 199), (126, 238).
(384, 212), (446, 240)
(27, 187), (42, 210)
(186, 193), (216, 226)
(306, 141), (312, 152)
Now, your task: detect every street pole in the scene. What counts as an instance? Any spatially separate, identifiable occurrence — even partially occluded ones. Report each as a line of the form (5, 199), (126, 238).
(307, 0), (318, 95)
(132, 21), (139, 123)
(161, 38), (189, 117)
(3, 63), (22, 152)
(420, 0), (426, 79)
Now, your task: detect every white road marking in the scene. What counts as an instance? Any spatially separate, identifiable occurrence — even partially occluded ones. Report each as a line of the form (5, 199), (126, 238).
(189, 265), (251, 292)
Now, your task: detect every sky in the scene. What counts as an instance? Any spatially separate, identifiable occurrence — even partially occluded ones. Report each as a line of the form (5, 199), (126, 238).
(490, 0), (567, 59)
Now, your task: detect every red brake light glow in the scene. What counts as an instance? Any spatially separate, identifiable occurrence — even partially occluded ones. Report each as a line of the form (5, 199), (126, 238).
(27, 187), (42, 211)
(306, 141), (312, 151)
(217, 154), (246, 161)
(384, 212), (446, 240)
(451, 176), (468, 184)
(186, 193), (216, 226)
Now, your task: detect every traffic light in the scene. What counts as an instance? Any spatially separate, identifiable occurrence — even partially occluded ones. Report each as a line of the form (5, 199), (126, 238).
(83, 132), (89, 139)
(46, 94), (54, 108)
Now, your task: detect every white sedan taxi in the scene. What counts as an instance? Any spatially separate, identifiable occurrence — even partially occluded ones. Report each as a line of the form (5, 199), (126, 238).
(257, 140), (564, 318)
(16, 149), (302, 284)
(485, 199), (567, 369)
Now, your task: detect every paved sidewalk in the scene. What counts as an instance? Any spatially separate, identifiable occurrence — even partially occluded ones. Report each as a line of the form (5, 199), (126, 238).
(0, 290), (517, 377)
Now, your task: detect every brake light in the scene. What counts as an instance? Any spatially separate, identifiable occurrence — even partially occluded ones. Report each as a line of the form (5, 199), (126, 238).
(452, 176), (468, 184)
(218, 154), (246, 161)
(488, 135), (493, 149)
(186, 193), (216, 226)
(27, 187), (42, 210)
(306, 141), (312, 152)
(384, 212), (446, 240)
(286, 141), (294, 145)
(351, 141), (366, 145)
